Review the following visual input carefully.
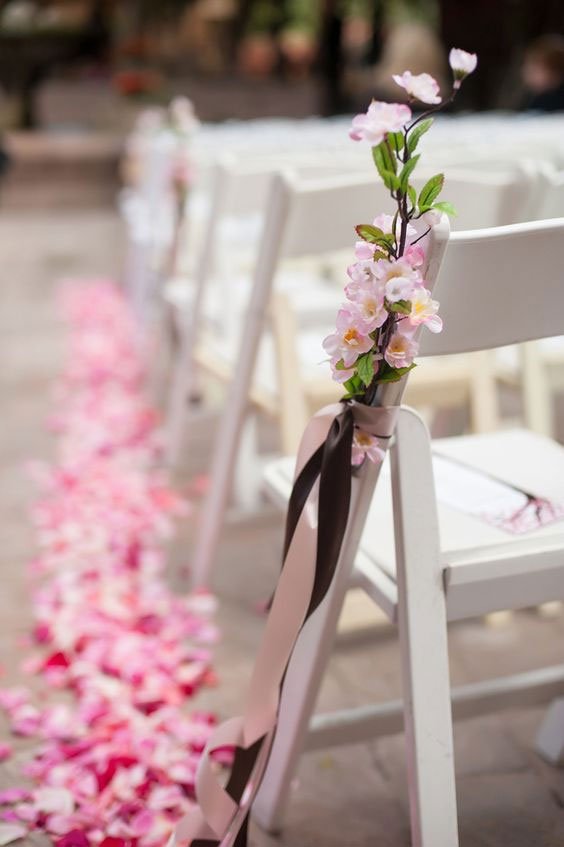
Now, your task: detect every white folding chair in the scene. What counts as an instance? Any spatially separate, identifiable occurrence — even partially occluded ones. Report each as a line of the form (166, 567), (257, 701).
(121, 128), (179, 324)
(270, 165), (538, 453)
(188, 170), (394, 586)
(163, 155), (373, 466)
(494, 165), (564, 438)
(253, 218), (564, 847)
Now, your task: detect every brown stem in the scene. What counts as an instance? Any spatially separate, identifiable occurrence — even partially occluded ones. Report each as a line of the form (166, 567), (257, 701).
(405, 89), (456, 134)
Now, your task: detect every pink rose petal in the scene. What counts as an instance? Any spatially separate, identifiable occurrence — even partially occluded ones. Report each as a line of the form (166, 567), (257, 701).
(1, 282), (218, 844)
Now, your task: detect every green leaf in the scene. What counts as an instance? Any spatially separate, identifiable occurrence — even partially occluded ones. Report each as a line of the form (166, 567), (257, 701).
(355, 226), (395, 254)
(372, 249), (389, 262)
(372, 140), (401, 191)
(407, 118), (433, 154)
(342, 373), (364, 397)
(376, 363), (417, 383)
(387, 299), (412, 315)
(374, 236), (396, 252)
(418, 173), (444, 210)
(407, 184), (417, 209)
(334, 358), (346, 370)
(356, 352), (375, 387)
(433, 200), (458, 217)
(374, 165), (400, 192)
(387, 131), (404, 153)
(372, 140), (397, 175)
(355, 224), (384, 243)
(398, 154), (420, 193)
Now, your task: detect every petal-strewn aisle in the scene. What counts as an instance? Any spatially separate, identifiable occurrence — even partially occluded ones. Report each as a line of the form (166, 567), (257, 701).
(0, 281), (218, 847)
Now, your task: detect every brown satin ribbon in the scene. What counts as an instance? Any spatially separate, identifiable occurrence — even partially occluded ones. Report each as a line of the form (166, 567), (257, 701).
(169, 400), (397, 847)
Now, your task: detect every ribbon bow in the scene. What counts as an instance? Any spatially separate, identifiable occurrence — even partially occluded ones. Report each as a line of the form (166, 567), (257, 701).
(170, 401), (398, 847)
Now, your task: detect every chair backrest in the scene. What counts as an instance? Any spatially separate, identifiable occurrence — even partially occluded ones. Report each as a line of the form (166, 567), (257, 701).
(278, 171), (389, 259)
(414, 167), (535, 230)
(535, 165), (564, 219)
(193, 154), (538, 285)
(277, 164), (535, 261)
(246, 171), (449, 345)
(419, 218), (564, 357)
(192, 157), (376, 286)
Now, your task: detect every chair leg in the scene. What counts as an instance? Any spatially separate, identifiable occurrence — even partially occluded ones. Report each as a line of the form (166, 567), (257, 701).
(392, 408), (459, 847)
(270, 292), (310, 456)
(232, 410), (262, 512)
(165, 311), (196, 468)
(253, 456), (385, 833)
(536, 698), (564, 765)
(468, 351), (499, 433)
(189, 338), (260, 587)
(252, 569), (350, 833)
(148, 298), (174, 408)
(520, 342), (553, 438)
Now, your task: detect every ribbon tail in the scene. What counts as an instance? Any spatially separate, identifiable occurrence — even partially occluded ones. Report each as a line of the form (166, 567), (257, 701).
(170, 402), (370, 847)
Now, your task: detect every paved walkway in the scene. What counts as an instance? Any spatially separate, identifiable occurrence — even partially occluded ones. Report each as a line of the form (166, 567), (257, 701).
(1, 207), (563, 846)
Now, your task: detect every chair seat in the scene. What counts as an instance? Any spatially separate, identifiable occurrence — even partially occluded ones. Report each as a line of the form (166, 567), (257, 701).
(165, 268), (341, 411)
(263, 427), (564, 623)
(195, 324), (334, 414)
(306, 354), (477, 409)
(165, 271), (482, 416)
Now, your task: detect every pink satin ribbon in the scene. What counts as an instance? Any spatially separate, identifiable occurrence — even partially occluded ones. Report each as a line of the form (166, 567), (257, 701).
(169, 401), (398, 847)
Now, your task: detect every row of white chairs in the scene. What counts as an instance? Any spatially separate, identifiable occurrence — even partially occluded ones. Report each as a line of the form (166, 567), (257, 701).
(154, 151), (564, 590)
(123, 121), (564, 603)
(254, 214), (564, 847)
(121, 115), (564, 846)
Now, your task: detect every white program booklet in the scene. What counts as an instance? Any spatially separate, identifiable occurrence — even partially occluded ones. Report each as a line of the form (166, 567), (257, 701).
(432, 454), (564, 534)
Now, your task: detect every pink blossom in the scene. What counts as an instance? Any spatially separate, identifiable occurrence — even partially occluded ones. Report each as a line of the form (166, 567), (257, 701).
(384, 333), (419, 369)
(353, 240), (375, 261)
(345, 260), (382, 301)
(449, 48), (478, 84)
(351, 430), (386, 467)
(329, 358), (356, 384)
(349, 100), (412, 145)
(0, 744), (12, 763)
(372, 213), (395, 233)
(404, 244), (425, 269)
(376, 256), (421, 287)
(421, 209), (441, 227)
(393, 71), (441, 104)
(399, 288), (443, 334)
(354, 290), (387, 331)
(323, 307), (374, 368)
(385, 276), (415, 304)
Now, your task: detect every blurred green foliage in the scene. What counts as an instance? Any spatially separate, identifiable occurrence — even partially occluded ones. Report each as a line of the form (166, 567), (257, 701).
(243, 0), (438, 36)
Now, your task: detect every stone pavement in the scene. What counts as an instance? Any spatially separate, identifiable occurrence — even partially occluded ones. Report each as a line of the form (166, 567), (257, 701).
(1, 205), (564, 847)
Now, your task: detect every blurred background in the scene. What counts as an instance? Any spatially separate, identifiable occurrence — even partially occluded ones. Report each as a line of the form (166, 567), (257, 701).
(0, 0), (562, 208)
(1, 0), (564, 124)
